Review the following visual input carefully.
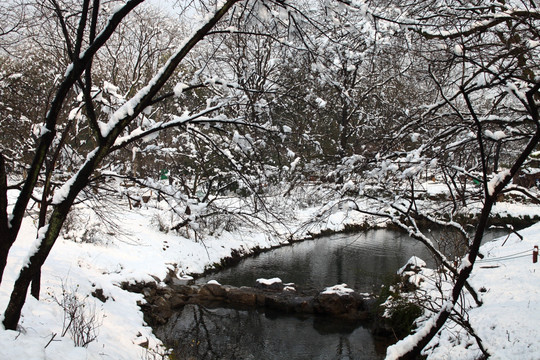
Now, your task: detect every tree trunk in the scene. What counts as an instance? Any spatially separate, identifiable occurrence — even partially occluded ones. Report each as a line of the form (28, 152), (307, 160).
(3, 215), (64, 329)
(396, 198), (495, 359)
(30, 270), (41, 300)
(0, 241), (10, 285)
(3, 200), (73, 329)
(0, 152), (10, 284)
(0, 0), (146, 285)
(396, 89), (540, 358)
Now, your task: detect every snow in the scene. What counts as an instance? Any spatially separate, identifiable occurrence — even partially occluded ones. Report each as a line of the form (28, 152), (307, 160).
(487, 169), (511, 196)
(173, 82), (188, 97)
(256, 277), (282, 286)
(386, 313), (439, 360)
(315, 97), (327, 108)
(289, 157), (300, 172)
(321, 283), (354, 296)
(484, 129), (506, 141)
(453, 44), (463, 56)
(51, 176), (77, 205)
(51, 148), (98, 205)
(397, 256), (426, 275)
(20, 225), (49, 270)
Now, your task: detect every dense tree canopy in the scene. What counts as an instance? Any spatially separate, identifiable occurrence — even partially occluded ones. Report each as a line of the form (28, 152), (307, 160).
(0, 0), (539, 358)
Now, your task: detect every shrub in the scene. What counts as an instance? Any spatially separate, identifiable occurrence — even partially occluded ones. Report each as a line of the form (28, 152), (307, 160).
(50, 282), (102, 348)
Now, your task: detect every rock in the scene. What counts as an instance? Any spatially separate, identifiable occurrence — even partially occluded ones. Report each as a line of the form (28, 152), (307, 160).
(265, 294), (313, 313)
(122, 280), (157, 293)
(143, 287), (156, 298)
(265, 294), (293, 312)
(91, 288), (108, 303)
(169, 294), (187, 309)
(255, 292), (267, 306)
(283, 283), (297, 292)
(154, 296), (169, 308)
(226, 287), (258, 307)
(199, 283), (227, 299)
(151, 296), (173, 325)
(131, 280), (375, 327)
(297, 299), (315, 313)
(169, 284), (197, 295)
(314, 291), (365, 317)
(255, 278), (284, 291)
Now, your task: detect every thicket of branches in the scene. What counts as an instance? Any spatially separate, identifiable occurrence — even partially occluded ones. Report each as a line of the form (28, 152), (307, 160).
(0, 0), (539, 358)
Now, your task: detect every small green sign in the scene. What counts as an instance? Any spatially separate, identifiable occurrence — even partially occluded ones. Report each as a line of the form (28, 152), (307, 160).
(160, 169), (169, 180)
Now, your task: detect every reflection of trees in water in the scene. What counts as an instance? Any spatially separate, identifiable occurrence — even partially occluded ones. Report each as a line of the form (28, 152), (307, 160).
(336, 336), (352, 360)
(162, 305), (263, 360)
(157, 304), (385, 360)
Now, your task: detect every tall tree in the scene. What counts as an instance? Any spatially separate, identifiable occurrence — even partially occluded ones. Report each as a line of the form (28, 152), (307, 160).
(1, 0), (242, 330)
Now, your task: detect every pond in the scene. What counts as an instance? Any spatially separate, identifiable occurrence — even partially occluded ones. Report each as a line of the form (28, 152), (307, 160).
(198, 229), (437, 293)
(155, 228), (507, 359)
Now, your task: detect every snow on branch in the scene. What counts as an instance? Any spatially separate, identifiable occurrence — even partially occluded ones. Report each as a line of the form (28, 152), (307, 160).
(487, 169), (511, 197)
(98, 0), (241, 138)
(111, 104), (228, 148)
(412, 9), (540, 40)
(386, 301), (454, 360)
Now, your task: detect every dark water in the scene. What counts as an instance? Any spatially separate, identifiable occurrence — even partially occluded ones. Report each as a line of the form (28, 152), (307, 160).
(157, 228), (507, 359)
(198, 230), (436, 293)
(159, 306), (384, 360)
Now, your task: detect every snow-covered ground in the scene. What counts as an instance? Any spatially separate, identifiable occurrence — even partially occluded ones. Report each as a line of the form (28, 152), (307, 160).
(0, 193), (539, 359)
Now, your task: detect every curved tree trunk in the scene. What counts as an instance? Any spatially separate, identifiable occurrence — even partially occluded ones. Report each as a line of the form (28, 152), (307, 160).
(0, 0), (146, 285)
(394, 86), (540, 359)
(2, 0), (241, 330)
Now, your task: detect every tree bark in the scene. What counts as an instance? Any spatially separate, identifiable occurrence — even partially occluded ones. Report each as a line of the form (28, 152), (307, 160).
(30, 121), (73, 300)
(0, 152), (10, 285)
(3, 211), (70, 329)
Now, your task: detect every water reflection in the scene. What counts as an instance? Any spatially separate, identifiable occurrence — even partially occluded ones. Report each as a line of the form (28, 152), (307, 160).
(157, 304), (384, 360)
(199, 229), (436, 293)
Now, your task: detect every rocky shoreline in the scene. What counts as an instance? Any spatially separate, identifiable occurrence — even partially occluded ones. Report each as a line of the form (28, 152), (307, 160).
(123, 277), (377, 328)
